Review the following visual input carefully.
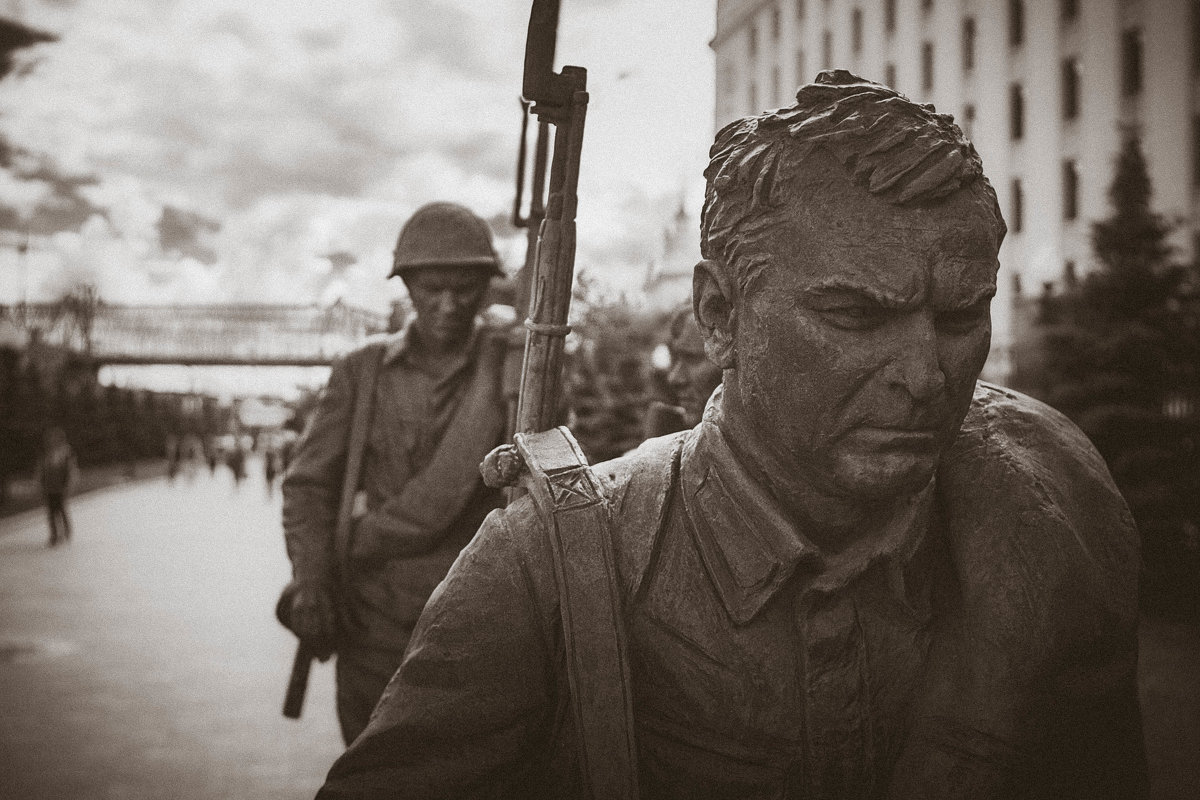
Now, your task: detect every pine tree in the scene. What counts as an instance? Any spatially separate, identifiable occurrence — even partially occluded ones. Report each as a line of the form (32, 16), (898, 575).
(1039, 135), (1200, 617)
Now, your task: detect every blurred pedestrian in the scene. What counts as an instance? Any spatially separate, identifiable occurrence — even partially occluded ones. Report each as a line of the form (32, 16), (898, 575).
(36, 426), (77, 547)
(263, 446), (279, 498)
(165, 433), (180, 483)
(227, 441), (246, 488)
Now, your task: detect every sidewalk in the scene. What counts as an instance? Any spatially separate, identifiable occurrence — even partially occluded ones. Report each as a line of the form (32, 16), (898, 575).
(0, 458), (170, 519)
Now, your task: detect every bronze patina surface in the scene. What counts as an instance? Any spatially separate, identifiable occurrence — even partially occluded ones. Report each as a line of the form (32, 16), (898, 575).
(317, 72), (1145, 799)
(279, 203), (509, 745)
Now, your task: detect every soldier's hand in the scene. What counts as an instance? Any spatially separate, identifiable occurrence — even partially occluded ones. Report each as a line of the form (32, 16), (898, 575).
(289, 584), (336, 661)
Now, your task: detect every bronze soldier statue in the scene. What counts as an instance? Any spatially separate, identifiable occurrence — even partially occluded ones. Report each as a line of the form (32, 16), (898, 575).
(315, 73), (1146, 798)
(278, 202), (509, 745)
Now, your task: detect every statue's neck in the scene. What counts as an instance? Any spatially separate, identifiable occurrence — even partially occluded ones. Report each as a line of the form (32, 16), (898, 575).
(409, 326), (473, 370)
(717, 387), (891, 554)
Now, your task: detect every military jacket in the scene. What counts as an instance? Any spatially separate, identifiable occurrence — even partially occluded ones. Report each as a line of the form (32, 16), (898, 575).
(317, 384), (1146, 799)
(282, 326), (506, 650)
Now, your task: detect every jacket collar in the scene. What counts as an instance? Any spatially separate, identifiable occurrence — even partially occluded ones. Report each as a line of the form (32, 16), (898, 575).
(381, 320), (480, 373)
(680, 389), (934, 625)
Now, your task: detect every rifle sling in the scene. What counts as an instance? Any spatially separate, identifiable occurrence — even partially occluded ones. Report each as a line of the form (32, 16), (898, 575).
(333, 343), (385, 584)
(514, 426), (640, 800)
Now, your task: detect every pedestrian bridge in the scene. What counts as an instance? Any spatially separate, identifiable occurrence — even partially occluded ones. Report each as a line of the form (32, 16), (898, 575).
(1, 301), (392, 367)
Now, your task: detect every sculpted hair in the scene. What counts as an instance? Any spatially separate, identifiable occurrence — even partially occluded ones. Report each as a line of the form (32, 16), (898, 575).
(701, 70), (1006, 288)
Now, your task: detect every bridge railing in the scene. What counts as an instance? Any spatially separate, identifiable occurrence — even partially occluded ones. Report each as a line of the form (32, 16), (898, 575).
(0, 302), (392, 366)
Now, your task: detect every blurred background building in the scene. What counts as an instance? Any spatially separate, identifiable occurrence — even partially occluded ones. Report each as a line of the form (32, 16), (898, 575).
(641, 200), (701, 311)
(710, 0), (1198, 385)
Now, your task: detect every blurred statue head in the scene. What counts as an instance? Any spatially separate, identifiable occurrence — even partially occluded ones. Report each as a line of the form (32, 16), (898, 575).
(665, 301), (723, 426)
(391, 203), (501, 351)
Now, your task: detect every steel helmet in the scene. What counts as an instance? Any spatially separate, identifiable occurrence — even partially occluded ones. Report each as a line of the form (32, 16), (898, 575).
(390, 202), (503, 278)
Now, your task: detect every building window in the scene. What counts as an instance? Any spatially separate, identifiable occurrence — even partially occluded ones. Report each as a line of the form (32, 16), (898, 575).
(852, 8), (863, 54)
(749, 25), (758, 59)
(1061, 0), (1078, 22)
(1062, 57), (1080, 120)
(822, 30), (832, 67)
(1062, 160), (1079, 220)
(772, 5), (781, 41)
(796, 49), (807, 85)
(1010, 83), (1025, 140)
(1122, 28), (1144, 96)
(885, 62), (897, 88)
(1009, 0), (1024, 48)
(1192, 115), (1200, 185)
(884, 0), (896, 33)
(922, 42), (934, 91)
(1193, 4), (1200, 74)
(962, 17), (976, 72)
(1011, 179), (1024, 233)
(963, 103), (976, 138)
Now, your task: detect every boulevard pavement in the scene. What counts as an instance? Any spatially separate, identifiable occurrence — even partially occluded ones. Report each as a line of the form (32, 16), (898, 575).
(0, 462), (343, 800)
(1, 460), (1198, 798)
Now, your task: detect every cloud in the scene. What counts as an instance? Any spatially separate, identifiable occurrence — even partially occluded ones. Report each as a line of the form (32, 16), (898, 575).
(0, 136), (107, 235)
(0, 0), (715, 312)
(158, 205), (220, 265)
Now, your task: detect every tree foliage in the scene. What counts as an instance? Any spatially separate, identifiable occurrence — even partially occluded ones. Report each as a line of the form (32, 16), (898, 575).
(1039, 135), (1200, 617)
(562, 273), (670, 463)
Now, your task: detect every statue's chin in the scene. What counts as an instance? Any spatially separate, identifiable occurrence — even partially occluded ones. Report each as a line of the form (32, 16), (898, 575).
(828, 451), (939, 501)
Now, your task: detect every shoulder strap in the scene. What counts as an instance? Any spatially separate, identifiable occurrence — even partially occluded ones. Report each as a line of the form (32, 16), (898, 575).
(514, 426), (640, 800)
(333, 343), (385, 582)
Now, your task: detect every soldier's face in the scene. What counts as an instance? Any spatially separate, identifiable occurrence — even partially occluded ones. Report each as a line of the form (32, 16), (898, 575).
(729, 182), (999, 500)
(667, 322), (723, 425)
(403, 265), (491, 350)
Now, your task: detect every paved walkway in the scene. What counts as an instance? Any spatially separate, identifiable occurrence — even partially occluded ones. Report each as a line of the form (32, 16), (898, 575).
(0, 465), (1197, 798)
(0, 463), (342, 800)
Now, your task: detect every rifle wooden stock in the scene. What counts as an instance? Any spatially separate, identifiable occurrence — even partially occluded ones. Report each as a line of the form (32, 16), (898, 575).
(282, 642), (314, 719)
(516, 66), (588, 437)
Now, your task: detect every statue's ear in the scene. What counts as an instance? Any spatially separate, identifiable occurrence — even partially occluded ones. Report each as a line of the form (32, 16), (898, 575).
(693, 259), (737, 370)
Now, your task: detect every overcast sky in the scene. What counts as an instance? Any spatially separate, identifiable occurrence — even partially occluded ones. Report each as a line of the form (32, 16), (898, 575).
(0, 0), (715, 312)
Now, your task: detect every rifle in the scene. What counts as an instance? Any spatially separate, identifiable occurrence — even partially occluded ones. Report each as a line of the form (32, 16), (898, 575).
(513, 0), (587, 439)
(481, 3), (640, 798)
(282, 642), (314, 719)
(502, 98), (549, 455)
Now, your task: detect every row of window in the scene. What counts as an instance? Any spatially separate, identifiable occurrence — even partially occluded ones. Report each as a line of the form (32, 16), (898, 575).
(749, 24), (1143, 112)
(748, 0), (1085, 62)
(1008, 161), (1079, 235)
(739, 6), (1147, 123)
(746, 37), (1133, 125)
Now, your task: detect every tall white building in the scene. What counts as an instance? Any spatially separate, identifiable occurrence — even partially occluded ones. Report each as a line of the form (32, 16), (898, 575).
(711, 0), (1198, 383)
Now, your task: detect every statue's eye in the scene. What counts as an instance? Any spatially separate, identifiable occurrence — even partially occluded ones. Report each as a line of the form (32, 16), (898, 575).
(935, 302), (989, 333)
(820, 305), (889, 330)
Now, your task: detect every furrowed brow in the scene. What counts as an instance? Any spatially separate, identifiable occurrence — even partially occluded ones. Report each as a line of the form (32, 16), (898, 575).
(802, 280), (914, 309)
(942, 285), (996, 310)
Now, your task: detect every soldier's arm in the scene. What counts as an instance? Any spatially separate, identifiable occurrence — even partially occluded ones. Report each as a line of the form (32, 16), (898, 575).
(316, 504), (568, 799)
(281, 354), (356, 587)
